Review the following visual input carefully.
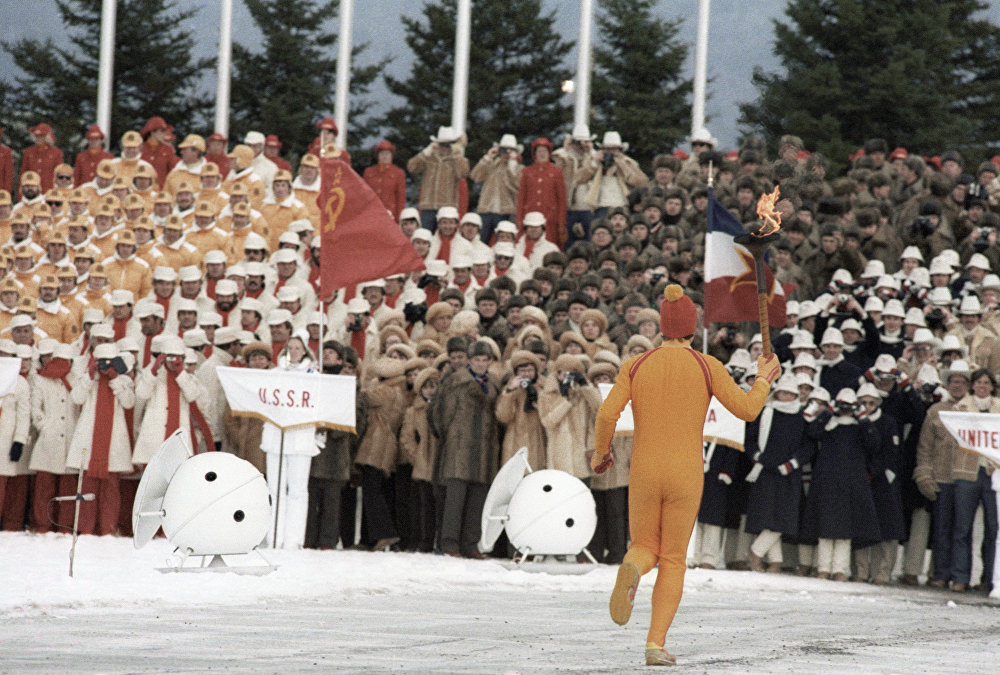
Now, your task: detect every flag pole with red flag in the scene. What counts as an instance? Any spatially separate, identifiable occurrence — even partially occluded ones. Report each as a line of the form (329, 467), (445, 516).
(318, 156), (425, 301)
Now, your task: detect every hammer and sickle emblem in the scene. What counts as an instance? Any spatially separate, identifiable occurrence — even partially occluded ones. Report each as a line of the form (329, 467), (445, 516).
(323, 187), (346, 233)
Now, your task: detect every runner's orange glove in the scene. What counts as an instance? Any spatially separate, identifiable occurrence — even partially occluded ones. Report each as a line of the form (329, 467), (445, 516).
(757, 354), (781, 384)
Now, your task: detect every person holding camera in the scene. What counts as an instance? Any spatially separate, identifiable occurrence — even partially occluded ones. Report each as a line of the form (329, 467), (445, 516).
(496, 350), (547, 471)
(575, 131), (647, 222)
(406, 126), (469, 233)
(469, 134), (523, 245)
(801, 387), (881, 581)
(553, 124), (597, 247)
(131, 335), (207, 467)
(65, 342), (136, 536)
(539, 353), (602, 480)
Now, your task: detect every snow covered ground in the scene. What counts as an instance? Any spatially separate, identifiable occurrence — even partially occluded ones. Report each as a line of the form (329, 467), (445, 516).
(2, 532), (1000, 672)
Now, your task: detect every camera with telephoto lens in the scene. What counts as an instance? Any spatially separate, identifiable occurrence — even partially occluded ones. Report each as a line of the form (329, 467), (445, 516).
(724, 327), (739, 344)
(921, 382), (937, 397)
(601, 152), (616, 170)
(913, 215), (935, 236)
(97, 359), (111, 372)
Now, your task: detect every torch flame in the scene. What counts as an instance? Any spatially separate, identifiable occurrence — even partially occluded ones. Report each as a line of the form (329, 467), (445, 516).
(755, 186), (782, 237)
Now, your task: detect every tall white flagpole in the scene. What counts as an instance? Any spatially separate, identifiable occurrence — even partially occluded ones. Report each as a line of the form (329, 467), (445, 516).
(573, 0), (594, 129)
(691, 0), (710, 136)
(214, 0), (234, 138)
(334, 0), (354, 149)
(96, 0), (116, 150)
(451, 0), (472, 137)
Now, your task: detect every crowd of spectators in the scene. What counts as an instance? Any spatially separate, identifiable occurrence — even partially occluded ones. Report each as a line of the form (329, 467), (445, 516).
(0, 118), (996, 594)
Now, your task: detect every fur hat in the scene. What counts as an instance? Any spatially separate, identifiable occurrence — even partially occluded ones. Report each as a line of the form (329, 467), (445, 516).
(553, 353), (585, 375)
(509, 349), (542, 374)
(371, 357), (406, 380)
(414, 367), (440, 392)
(658, 284), (696, 338)
(425, 301), (455, 324)
(587, 361), (618, 382)
(579, 308), (608, 334)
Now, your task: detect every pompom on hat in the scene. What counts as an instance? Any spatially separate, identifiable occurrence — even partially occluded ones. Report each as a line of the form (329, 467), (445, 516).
(658, 284), (697, 338)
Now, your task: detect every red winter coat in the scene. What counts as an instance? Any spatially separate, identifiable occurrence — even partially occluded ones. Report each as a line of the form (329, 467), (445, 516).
(204, 152), (231, 179)
(21, 143), (64, 194)
(0, 144), (12, 194)
(517, 161), (567, 246)
(363, 163), (407, 221)
(141, 140), (179, 188)
(74, 148), (115, 187)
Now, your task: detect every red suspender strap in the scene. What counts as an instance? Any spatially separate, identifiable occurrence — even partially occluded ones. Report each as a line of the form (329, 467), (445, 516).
(628, 347), (659, 380)
(686, 348), (713, 393)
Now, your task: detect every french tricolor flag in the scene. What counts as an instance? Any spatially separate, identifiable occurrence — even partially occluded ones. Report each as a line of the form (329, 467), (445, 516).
(703, 188), (786, 328)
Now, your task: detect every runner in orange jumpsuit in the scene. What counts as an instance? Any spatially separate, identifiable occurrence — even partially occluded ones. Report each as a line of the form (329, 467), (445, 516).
(592, 284), (780, 666)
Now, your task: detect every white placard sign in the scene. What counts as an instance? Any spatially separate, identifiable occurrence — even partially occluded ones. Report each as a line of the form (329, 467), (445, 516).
(218, 366), (356, 432)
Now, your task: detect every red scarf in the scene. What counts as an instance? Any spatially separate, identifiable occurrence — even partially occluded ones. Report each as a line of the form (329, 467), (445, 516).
(495, 267), (508, 277)
(189, 400), (214, 453)
(78, 333), (89, 356)
(473, 273), (489, 286)
(271, 340), (287, 365)
(523, 237), (537, 259)
(205, 278), (218, 300)
(204, 344), (214, 359)
(308, 265), (320, 294)
(38, 358), (73, 391)
(113, 316), (129, 341)
(88, 365), (116, 479)
(424, 285), (440, 306)
(142, 334), (155, 367)
(455, 279), (471, 293)
(273, 276), (288, 295)
(385, 290), (401, 309)
(350, 328), (366, 360)
(155, 294), (171, 315)
(164, 368), (182, 440)
(309, 338), (320, 357)
(436, 233), (453, 261)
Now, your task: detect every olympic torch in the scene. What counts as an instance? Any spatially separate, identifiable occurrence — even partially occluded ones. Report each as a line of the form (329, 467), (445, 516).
(733, 187), (783, 358)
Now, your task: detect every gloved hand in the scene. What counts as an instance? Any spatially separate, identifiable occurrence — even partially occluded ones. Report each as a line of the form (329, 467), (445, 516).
(885, 469), (896, 484)
(572, 371), (588, 386)
(745, 463), (763, 483)
(756, 354), (781, 384)
(150, 353), (168, 376)
(9, 442), (24, 463)
(591, 450), (614, 474)
(214, 441), (222, 452)
(572, 221), (586, 240)
(315, 430), (327, 449)
(718, 472), (732, 485)
(916, 476), (939, 502)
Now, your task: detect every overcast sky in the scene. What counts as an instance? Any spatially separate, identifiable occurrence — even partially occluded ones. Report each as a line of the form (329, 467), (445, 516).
(5, 1), (998, 151)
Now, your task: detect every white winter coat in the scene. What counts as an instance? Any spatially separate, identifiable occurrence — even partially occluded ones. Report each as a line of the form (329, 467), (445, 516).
(0, 378), (31, 477)
(29, 375), (79, 474)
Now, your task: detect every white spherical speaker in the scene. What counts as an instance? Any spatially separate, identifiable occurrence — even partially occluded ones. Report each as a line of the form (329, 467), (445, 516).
(160, 452), (270, 555)
(504, 469), (596, 556)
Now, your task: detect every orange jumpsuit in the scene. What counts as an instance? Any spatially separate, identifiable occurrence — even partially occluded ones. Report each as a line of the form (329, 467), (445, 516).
(594, 342), (770, 648)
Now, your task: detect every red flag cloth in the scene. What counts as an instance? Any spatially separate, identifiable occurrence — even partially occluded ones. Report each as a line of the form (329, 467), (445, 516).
(703, 188), (786, 328)
(319, 159), (425, 299)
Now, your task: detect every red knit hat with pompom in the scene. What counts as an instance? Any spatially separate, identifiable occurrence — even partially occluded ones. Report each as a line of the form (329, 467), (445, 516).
(659, 284), (697, 338)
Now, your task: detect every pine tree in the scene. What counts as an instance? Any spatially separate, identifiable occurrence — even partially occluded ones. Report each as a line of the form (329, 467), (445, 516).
(591, 0), (692, 168)
(229, 0), (383, 164)
(739, 0), (1000, 169)
(380, 0), (574, 166)
(1, 0), (212, 150)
